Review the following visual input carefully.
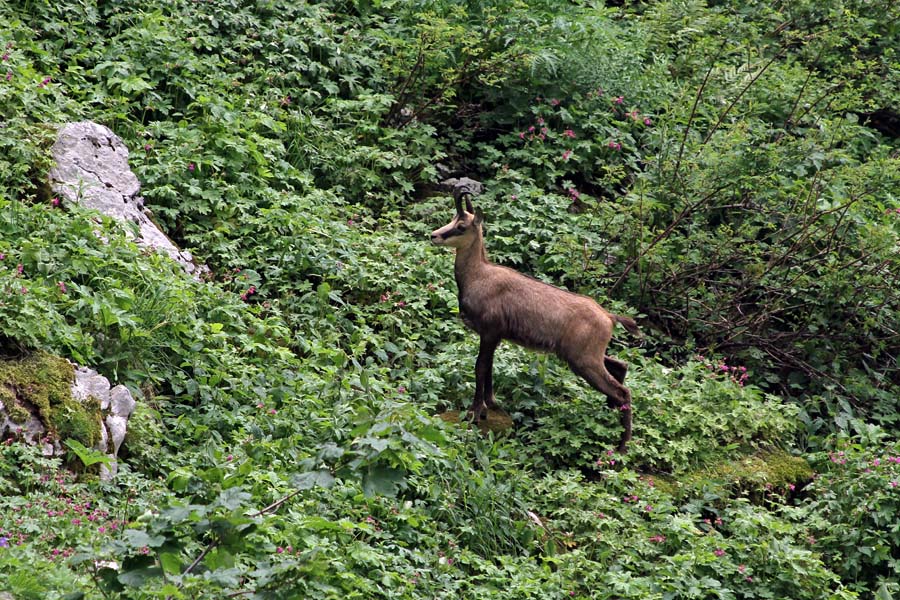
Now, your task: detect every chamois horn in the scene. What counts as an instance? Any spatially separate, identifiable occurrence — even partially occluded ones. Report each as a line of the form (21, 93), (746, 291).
(452, 181), (478, 215)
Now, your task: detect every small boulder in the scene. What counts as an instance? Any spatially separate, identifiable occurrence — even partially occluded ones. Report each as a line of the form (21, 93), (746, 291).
(48, 121), (206, 277)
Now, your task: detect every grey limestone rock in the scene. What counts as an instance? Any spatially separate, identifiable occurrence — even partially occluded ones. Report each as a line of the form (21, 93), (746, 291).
(109, 384), (136, 418)
(48, 121), (206, 277)
(70, 364), (137, 480)
(440, 176), (484, 199)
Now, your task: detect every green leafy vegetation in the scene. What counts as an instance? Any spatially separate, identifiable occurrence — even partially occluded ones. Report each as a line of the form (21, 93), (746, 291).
(0, 0), (898, 598)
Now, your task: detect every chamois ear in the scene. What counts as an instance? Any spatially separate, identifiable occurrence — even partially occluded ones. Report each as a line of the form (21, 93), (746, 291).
(473, 206), (484, 226)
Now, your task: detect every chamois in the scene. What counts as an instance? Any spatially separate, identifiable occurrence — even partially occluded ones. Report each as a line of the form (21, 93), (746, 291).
(430, 188), (639, 452)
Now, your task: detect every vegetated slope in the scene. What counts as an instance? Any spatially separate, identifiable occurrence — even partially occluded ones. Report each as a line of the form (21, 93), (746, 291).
(0, 0), (898, 598)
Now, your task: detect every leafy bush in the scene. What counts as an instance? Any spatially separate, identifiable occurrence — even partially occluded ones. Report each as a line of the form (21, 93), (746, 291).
(801, 429), (900, 595)
(519, 355), (798, 474)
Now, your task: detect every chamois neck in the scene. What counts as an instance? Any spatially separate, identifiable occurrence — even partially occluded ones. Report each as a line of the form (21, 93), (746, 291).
(454, 228), (488, 288)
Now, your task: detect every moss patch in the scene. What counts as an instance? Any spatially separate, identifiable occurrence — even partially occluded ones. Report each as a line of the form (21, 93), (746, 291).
(655, 448), (813, 501)
(0, 351), (102, 447)
(439, 409), (514, 434)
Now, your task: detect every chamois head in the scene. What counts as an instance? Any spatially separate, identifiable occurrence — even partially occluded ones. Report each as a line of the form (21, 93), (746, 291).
(430, 191), (483, 249)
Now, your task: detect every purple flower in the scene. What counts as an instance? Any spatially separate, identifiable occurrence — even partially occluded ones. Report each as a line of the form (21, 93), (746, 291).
(5, 72), (11, 81)
(714, 548), (726, 557)
(188, 162), (195, 172)
(644, 117), (652, 126)
(1, 53), (8, 62)
(0, 537), (8, 547)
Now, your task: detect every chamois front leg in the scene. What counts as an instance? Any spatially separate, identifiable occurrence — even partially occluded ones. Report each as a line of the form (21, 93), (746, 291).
(469, 336), (499, 421)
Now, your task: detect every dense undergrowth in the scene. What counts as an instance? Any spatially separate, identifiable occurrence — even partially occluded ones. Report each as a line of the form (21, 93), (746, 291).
(1, 0), (898, 598)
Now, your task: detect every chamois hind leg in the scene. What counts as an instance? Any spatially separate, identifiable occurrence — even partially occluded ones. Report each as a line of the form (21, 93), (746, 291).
(604, 356), (628, 384)
(569, 356), (633, 453)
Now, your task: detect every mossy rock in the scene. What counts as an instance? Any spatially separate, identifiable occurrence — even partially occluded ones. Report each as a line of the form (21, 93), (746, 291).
(438, 408), (514, 434)
(655, 448), (813, 501)
(0, 351), (102, 447)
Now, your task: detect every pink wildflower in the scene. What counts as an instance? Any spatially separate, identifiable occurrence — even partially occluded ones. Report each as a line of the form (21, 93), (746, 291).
(649, 534), (666, 543)
(614, 96), (624, 104)
(57, 282), (67, 294)
(38, 76), (51, 88)
(563, 129), (576, 138)
(188, 162), (195, 172)
(714, 548), (726, 557)
(550, 98), (560, 106)
(562, 149), (572, 161)
(644, 117), (652, 126)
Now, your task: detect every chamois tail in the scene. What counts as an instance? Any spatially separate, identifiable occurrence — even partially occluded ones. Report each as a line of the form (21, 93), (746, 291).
(612, 314), (641, 337)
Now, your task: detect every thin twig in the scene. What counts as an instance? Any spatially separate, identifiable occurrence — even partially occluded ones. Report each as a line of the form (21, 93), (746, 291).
(672, 59), (716, 183)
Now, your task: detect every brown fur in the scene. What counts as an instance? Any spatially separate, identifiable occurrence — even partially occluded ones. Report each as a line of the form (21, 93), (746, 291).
(431, 198), (638, 452)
